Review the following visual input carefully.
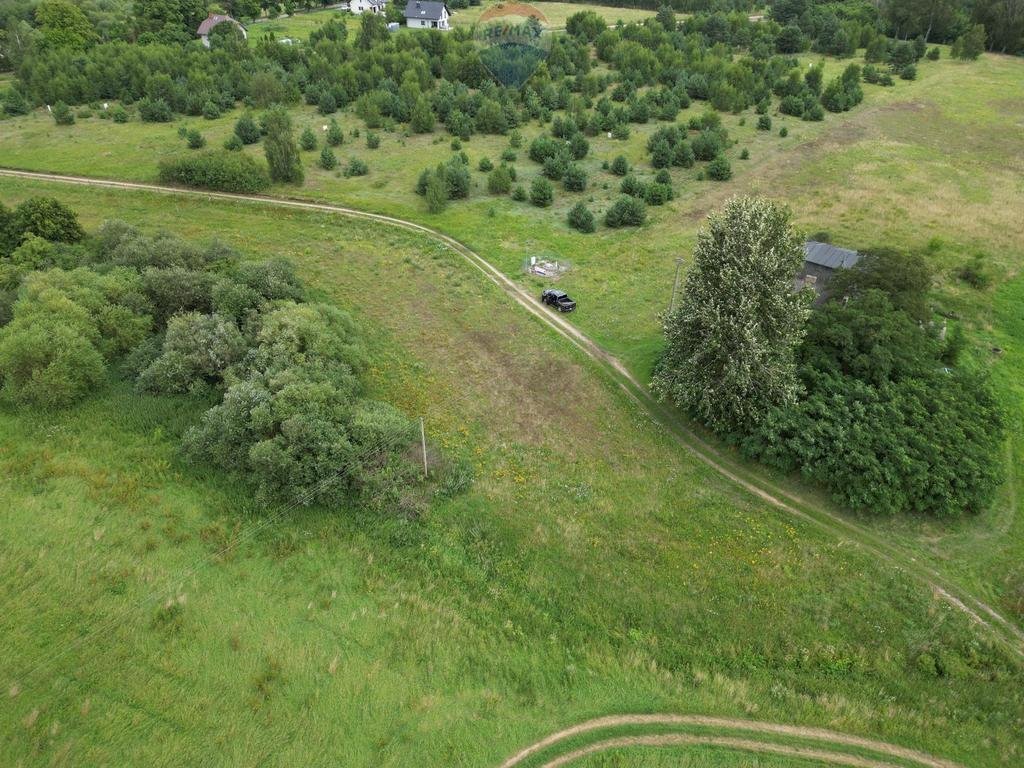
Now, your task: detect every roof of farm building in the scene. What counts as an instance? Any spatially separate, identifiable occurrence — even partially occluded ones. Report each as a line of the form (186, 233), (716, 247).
(803, 241), (861, 270)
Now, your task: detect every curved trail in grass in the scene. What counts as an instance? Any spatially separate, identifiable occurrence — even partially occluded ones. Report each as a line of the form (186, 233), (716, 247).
(2, 167), (1021, 661)
(500, 715), (966, 768)
(498, 714), (964, 768)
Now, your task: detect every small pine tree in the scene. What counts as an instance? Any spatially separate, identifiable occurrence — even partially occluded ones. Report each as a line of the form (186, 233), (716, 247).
(530, 177), (554, 207)
(410, 97), (435, 133)
(563, 165), (587, 192)
(186, 128), (206, 149)
(610, 155), (629, 175)
(319, 147), (338, 170)
(567, 202), (595, 233)
(487, 165), (512, 194)
(326, 120), (344, 147)
(235, 113), (261, 144)
(425, 172), (447, 213)
(300, 127), (318, 151)
(51, 101), (75, 125)
(707, 156), (732, 180)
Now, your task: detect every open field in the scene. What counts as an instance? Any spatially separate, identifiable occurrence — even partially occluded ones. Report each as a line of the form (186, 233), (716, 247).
(451, 1), (657, 28)
(1, 49), (1022, 616)
(249, 8), (359, 43)
(2, 176), (1023, 766)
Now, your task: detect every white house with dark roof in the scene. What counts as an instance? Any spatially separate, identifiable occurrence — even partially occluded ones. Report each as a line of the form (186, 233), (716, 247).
(405, 0), (450, 29)
(351, 0), (387, 14)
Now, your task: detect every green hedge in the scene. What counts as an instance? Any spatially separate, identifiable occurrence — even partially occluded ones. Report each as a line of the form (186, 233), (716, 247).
(158, 151), (271, 194)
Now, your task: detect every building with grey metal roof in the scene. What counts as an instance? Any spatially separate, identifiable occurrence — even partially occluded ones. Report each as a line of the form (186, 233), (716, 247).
(796, 241), (862, 302)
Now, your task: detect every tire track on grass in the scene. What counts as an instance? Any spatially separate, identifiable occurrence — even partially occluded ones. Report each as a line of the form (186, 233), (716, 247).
(497, 714), (963, 768)
(1, 167), (1021, 660)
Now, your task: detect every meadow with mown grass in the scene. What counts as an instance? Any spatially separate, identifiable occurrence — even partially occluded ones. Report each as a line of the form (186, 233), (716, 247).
(1, 176), (1022, 768)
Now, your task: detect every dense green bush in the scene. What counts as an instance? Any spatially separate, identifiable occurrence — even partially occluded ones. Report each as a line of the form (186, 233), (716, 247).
(743, 290), (1004, 517)
(530, 177), (554, 207)
(605, 196), (646, 227)
(51, 101), (75, 125)
(487, 165), (513, 194)
(137, 312), (246, 394)
(344, 158), (369, 177)
(300, 127), (318, 151)
(478, 157), (493, 172)
(138, 97), (172, 122)
(610, 155), (630, 176)
(186, 128), (206, 149)
(234, 113), (261, 145)
(563, 165), (587, 192)
(158, 151), (272, 193)
(224, 134), (243, 151)
(757, 115), (772, 131)
(7, 197), (85, 247)
(567, 202), (595, 233)
(706, 156), (732, 181)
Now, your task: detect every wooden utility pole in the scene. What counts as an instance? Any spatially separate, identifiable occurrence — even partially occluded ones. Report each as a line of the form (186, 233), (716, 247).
(669, 257), (684, 314)
(419, 417), (428, 478)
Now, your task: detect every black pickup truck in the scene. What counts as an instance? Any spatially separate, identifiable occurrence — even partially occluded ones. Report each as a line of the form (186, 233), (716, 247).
(540, 289), (577, 312)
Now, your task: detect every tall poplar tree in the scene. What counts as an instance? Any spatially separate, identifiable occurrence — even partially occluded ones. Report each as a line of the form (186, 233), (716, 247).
(263, 107), (304, 185)
(652, 196), (811, 435)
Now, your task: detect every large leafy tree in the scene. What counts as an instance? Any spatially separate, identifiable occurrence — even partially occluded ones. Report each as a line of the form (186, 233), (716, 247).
(652, 196), (811, 435)
(34, 0), (96, 50)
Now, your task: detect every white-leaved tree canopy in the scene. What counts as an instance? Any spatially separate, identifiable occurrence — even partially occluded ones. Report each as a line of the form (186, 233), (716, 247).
(652, 196), (812, 435)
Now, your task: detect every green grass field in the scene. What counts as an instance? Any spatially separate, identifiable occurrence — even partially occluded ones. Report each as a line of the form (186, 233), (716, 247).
(244, 0), (657, 43)
(2, 36), (1024, 766)
(1, 177), (1022, 766)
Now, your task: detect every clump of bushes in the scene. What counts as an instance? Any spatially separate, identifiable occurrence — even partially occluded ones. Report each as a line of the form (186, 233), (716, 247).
(487, 165), (512, 195)
(300, 127), (318, 151)
(344, 157), (369, 177)
(234, 113), (261, 145)
(0, 211), (454, 510)
(605, 196), (646, 228)
(530, 177), (554, 207)
(138, 97), (172, 123)
(158, 151), (271, 193)
(567, 202), (595, 233)
(51, 101), (75, 125)
(741, 251), (1004, 518)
